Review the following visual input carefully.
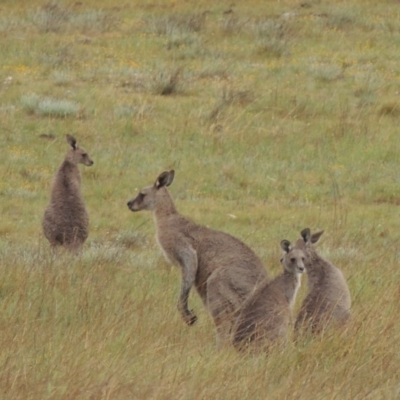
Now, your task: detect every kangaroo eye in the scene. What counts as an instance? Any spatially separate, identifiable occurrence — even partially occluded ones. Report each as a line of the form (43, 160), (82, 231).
(290, 258), (295, 262)
(82, 153), (87, 157)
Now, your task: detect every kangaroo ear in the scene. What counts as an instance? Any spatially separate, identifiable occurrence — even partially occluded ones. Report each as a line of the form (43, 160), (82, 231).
(280, 240), (291, 253)
(311, 230), (324, 244)
(301, 228), (311, 243)
(66, 134), (77, 150)
(155, 170), (175, 189)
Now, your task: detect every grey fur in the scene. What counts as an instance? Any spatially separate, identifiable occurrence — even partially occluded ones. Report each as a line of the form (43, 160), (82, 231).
(232, 239), (305, 351)
(295, 228), (351, 334)
(127, 170), (268, 346)
(42, 134), (93, 251)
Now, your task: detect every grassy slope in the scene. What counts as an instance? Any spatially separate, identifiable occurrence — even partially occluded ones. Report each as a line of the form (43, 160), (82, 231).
(1, 0), (400, 398)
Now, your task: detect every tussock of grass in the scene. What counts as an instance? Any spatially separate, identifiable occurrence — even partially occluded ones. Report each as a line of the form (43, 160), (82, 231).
(309, 63), (343, 82)
(197, 63), (230, 80)
(352, 71), (382, 106)
(39, 45), (75, 67)
(207, 85), (256, 122)
(219, 16), (245, 36)
(149, 67), (184, 95)
(0, 15), (28, 33)
(113, 103), (151, 118)
(145, 12), (207, 36)
(30, 3), (115, 33)
(165, 31), (201, 50)
(378, 102), (400, 117)
(50, 69), (73, 86)
(219, 86), (255, 106)
(115, 230), (148, 249)
(252, 19), (292, 57)
(20, 94), (80, 117)
(324, 8), (361, 31)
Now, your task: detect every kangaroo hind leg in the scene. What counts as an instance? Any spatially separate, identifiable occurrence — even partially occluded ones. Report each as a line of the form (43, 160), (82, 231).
(206, 269), (243, 348)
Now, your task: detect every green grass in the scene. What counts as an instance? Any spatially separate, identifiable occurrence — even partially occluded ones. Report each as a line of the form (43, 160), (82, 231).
(1, 0), (400, 398)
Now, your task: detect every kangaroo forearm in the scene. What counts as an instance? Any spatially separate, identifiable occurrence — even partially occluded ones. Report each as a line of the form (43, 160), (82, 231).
(178, 285), (190, 312)
(178, 283), (197, 325)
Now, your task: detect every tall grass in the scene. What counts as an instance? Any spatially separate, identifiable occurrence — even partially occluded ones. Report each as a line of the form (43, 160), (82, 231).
(1, 0), (400, 398)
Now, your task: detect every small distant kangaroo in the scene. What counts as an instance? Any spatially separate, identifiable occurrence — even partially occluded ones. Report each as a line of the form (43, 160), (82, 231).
(42, 134), (93, 251)
(294, 228), (351, 334)
(232, 238), (305, 351)
(127, 170), (268, 346)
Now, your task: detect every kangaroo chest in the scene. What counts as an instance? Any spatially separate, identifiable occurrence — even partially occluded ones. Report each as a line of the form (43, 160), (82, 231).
(155, 233), (174, 264)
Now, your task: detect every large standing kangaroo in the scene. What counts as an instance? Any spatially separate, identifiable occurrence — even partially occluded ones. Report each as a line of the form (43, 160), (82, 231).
(127, 170), (268, 346)
(43, 134), (93, 251)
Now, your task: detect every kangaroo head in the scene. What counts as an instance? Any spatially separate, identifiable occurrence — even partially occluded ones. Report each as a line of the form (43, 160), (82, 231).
(294, 227), (325, 265)
(127, 170), (175, 212)
(65, 134), (94, 166)
(280, 239), (306, 274)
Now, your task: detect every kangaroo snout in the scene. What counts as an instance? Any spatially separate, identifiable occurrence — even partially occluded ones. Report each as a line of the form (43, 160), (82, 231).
(127, 198), (138, 211)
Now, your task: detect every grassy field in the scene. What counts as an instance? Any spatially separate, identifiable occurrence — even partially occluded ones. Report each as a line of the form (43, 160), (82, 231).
(1, 0), (400, 398)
